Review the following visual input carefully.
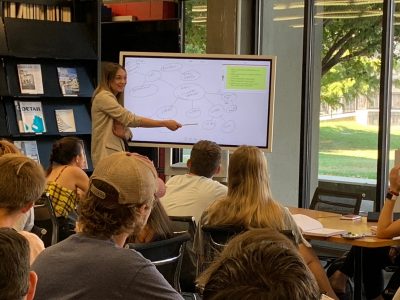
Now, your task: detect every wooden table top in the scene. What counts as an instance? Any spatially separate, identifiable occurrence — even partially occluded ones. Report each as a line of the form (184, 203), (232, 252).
(288, 207), (400, 248)
(287, 207), (341, 218)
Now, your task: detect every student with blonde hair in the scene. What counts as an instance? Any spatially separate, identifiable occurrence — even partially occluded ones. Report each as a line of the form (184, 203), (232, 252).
(0, 139), (34, 231)
(195, 145), (338, 299)
(197, 228), (321, 300)
(0, 154), (46, 263)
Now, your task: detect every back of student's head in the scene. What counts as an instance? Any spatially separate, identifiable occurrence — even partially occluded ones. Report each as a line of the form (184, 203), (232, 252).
(47, 137), (83, 174)
(0, 139), (20, 156)
(79, 152), (159, 238)
(197, 228), (320, 300)
(228, 145), (270, 195)
(0, 154), (45, 213)
(0, 227), (30, 300)
(189, 140), (222, 178)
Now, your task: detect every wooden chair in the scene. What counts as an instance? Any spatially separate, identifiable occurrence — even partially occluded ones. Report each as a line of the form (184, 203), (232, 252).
(310, 187), (364, 215)
(127, 232), (191, 292)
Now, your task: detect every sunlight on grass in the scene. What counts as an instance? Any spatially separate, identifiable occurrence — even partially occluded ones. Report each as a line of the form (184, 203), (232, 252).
(319, 120), (400, 179)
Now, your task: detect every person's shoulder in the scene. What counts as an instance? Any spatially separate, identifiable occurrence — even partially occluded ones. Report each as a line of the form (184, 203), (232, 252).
(64, 165), (89, 178)
(93, 90), (115, 103)
(19, 230), (44, 246)
(19, 230), (45, 262)
(165, 174), (186, 184)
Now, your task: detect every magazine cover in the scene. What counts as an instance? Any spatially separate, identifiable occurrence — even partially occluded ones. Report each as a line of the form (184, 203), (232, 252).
(17, 64), (44, 94)
(78, 140), (88, 170)
(55, 109), (76, 132)
(13, 140), (40, 163)
(14, 101), (24, 133)
(57, 67), (80, 96)
(19, 101), (46, 133)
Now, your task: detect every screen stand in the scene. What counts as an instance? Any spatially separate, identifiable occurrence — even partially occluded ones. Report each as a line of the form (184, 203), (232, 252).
(164, 148), (229, 183)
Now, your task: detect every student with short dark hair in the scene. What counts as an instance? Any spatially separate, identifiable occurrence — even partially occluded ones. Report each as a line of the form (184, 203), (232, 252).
(0, 227), (37, 300)
(197, 228), (321, 300)
(32, 152), (183, 299)
(162, 140), (227, 223)
(0, 154), (46, 263)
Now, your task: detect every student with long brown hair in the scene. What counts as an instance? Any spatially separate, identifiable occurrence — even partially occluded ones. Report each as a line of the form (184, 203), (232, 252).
(45, 137), (89, 240)
(195, 145), (338, 299)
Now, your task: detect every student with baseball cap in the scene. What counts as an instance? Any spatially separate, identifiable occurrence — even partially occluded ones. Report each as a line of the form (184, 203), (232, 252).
(32, 152), (183, 299)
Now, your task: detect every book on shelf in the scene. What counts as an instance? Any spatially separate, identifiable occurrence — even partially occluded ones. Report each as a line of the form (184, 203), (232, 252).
(78, 140), (89, 170)
(13, 140), (40, 163)
(17, 64), (44, 95)
(292, 214), (347, 237)
(14, 101), (24, 133)
(19, 101), (46, 134)
(112, 15), (137, 22)
(57, 67), (80, 96)
(55, 109), (76, 133)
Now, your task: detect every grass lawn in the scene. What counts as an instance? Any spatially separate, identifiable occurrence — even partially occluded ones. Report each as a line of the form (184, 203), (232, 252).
(319, 120), (400, 179)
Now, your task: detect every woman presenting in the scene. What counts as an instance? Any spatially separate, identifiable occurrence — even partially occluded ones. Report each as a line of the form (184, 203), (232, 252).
(91, 62), (182, 167)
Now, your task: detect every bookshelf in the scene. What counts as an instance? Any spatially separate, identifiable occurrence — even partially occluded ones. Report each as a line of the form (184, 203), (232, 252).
(0, 0), (99, 170)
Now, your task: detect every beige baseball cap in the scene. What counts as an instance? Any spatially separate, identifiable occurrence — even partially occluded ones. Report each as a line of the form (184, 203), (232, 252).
(89, 152), (158, 205)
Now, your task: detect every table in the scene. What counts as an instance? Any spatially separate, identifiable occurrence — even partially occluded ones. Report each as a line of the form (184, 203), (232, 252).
(288, 208), (400, 300)
(288, 207), (341, 219)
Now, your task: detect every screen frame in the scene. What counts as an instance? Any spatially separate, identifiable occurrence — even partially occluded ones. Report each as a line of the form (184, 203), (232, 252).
(120, 51), (276, 152)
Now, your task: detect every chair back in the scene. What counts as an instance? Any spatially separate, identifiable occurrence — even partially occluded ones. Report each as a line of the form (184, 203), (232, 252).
(169, 216), (198, 292)
(34, 193), (59, 246)
(127, 232), (191, 292)
(200, 225), (295, 273)
(201, 224), (245, 250)
(169, 216), (197, 238)
(310, 187), (364, 215)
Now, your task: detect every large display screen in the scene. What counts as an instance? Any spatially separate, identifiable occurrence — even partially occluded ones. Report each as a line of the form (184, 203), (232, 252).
(120, 52), (276, 151)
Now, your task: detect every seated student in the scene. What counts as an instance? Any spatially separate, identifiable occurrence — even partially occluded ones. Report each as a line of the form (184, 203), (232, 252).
(161, 140), (227, 223)
(0, 227), (38, 300)
(0, 154), (46, 263)
(194, 145), (338, 300)
(45, 137), (89, 240)
(0, 139), (34, 231)
(32, 152), (183, 299)
(330, 165), (400, 300)
(127, 198), (174, 243)
(197, 228), (322, 300)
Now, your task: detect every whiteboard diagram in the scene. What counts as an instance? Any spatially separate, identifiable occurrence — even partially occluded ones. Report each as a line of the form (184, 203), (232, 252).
(122, 53), (275, 150)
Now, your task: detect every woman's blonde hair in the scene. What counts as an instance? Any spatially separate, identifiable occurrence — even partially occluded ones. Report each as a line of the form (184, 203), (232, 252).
(206, 145), (285, 230)
(0, 139), (20, 156)
(92, 61), (125, 105)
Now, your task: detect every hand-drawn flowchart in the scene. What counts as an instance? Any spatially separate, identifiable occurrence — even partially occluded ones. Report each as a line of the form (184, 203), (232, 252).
(123, 55), (273, 148)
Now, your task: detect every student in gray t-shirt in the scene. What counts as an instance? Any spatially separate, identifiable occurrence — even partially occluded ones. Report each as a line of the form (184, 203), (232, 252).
(32, 152), (183, 300)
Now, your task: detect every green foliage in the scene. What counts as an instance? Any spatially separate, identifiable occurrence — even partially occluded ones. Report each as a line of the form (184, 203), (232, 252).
(321, 3), (400, 107)
(184, 0), (207, 54)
